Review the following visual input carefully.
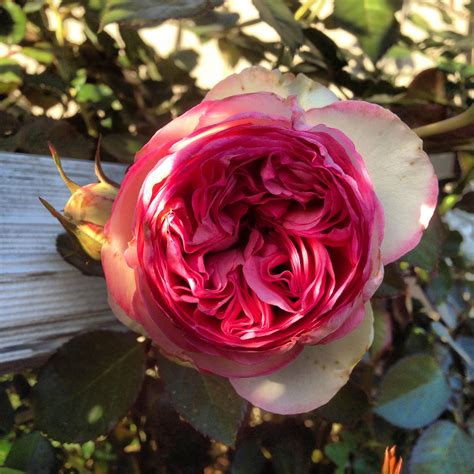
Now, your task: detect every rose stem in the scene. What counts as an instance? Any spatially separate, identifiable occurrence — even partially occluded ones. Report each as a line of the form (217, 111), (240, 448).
(414, 104), (474, 138)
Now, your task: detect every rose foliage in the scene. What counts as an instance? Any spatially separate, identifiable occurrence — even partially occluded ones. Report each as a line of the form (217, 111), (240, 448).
(102, 66), (437, 414)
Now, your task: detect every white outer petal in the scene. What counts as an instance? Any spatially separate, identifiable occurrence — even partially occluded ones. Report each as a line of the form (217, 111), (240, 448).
(306, 101), (438, 263)
(205, 65), (338, 109)
(230, 304), (374, 415)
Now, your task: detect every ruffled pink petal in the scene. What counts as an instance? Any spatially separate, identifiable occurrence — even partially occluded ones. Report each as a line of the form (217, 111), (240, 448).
(102, 92), (296, 323)
(134, 281), (304, 378)
(205, 66), (338, 110)
(230, 304), (374, 414)
(102, 100), (219, 320)
(300, 300), (366, 345)
(305, 101), (438, 264)
(102, 157), (156, 320)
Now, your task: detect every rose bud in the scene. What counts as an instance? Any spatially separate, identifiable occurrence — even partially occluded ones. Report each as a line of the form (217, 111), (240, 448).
(41, 143), (119, 260)
(101, 67), (438, 414)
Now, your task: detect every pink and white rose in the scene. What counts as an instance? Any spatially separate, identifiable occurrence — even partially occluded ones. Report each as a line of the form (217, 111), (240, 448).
(101, 67), (437, 414)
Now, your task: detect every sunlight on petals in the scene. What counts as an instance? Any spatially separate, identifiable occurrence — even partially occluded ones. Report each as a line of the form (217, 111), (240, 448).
(420, 203), (436, 229)
(230, 304), (374, 415)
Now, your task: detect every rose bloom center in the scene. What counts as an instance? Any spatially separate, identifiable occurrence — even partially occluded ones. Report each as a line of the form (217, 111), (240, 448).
(135, 122), (378, 354)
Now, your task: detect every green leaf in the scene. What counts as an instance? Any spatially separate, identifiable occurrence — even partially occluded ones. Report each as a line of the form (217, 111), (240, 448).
(75, 83), (115, 108)
(22, 72), (67, 109)
(404, 214), (445, 272)
(409, 421), (474, 474)
(370, 305), (392, 359)
(4, 432), (57, 473)
(32, 330), (146, 443)
(252, 0), (304, 51)
(408, 12), (432, 32)
(142, 378), (212, 472)
(56, 233), (104, 277)
(374, 353), (450, 429)
(101, 0), (224, 28)
(0, 385), (14, 434)
(404, 327), (433, 356)
(332, 0), (402, 62)
(190, 11), (240, 36)
(325, 433), (357, 470)
(0, 59), (22, 95)
(23, 0), (46, 14)
(228, 33), (274, 65)
(268, 421), (314, 474)
(352, 453), (380, 474)
(303, 28), (347, 71)
(0, 438), (13, 466)
(101, 133), (147, 163)
(0, 2), (26, 44)
(428, 260), (453, 305)
(21, 44), (54, 65)
(325, 442), (350, 469)
(455, 335), (474, 382)
(17, 117), (94, 159)
(218, 38), (242, 68)
(231, 438), (266, 474)
(315, 381), (369, 424)
(0, 110), (19, 151)
(158, 355), (247, 446)
(0, 134), (18, 153)
(0, 111), (19, 138)
(119, 27), (160, 70)
(375, 263), (405, 298)
(170, 49), (199, 73)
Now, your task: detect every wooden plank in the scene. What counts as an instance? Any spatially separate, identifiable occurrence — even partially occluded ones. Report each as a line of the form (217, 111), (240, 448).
(0, 153), (128, 373)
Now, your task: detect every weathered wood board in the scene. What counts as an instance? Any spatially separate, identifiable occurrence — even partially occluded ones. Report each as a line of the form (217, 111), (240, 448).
(0, 153), (128, 373)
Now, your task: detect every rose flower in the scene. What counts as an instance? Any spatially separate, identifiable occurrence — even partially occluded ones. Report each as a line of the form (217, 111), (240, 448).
(102, 67), (437, 414)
